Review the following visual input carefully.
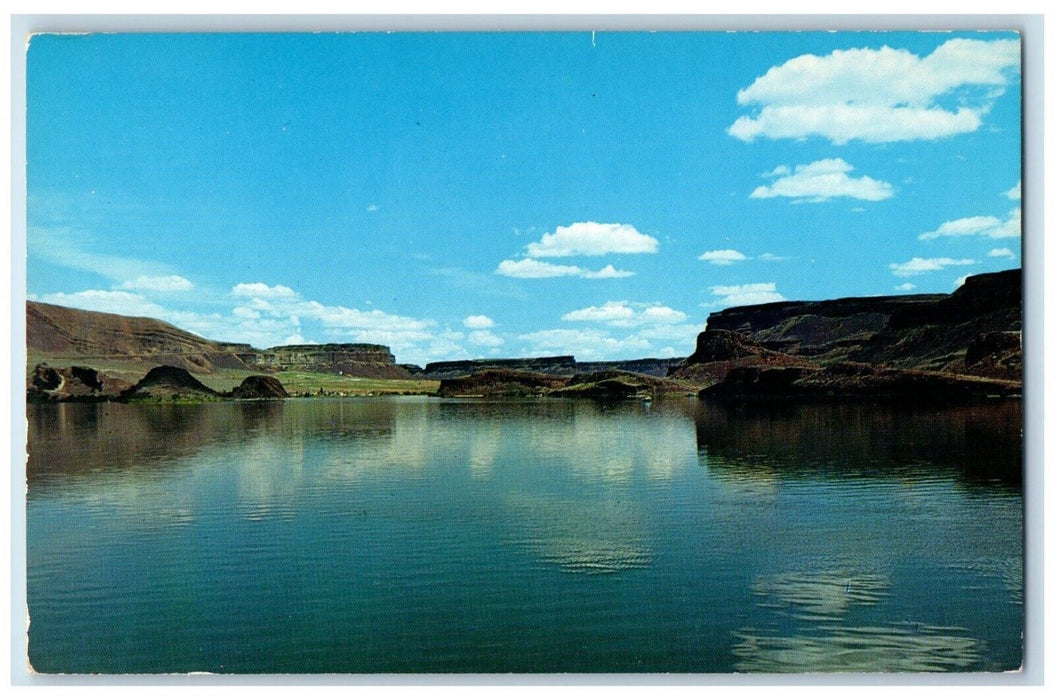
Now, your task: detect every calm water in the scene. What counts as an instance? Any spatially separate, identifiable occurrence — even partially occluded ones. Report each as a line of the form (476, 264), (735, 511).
(26, 397), (1023, 674)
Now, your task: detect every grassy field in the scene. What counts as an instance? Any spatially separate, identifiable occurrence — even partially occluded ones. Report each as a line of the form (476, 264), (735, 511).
(274, 371), (439, 397)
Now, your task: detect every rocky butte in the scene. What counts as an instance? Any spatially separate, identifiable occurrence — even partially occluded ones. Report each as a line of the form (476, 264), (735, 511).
(236, 344), (414, 379)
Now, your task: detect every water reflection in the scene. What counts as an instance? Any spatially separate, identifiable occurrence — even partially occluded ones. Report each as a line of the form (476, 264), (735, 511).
(26, 401), (287, 482)
(27, 398), (698, 576)
(26, 396), (1023, 672)
(503, 494), (653, 574)
(752, 571), (889, 622)
(732, 623), (983, 673)
(693, 400), (1022, 489)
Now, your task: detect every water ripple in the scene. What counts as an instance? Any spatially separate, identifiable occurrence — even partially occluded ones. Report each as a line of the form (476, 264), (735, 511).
(732, 622), (984, 673)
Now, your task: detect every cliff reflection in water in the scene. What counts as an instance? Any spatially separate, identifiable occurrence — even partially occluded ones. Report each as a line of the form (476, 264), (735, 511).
(692, 400), (1022, 490)
(690, 399), (1022, 673)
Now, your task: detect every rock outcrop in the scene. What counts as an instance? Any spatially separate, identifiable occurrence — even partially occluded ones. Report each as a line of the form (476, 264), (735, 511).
(684, 269), (1022, 402)
(425, 356), (579, 379)
(238, 344), (414, 379)
(27, 364), (132, 402)
(549, 371), (693, 399)
(437, 368), (693, 399)
(704, 294), (944, 362)
(423, 355), (679, 379)
(120, 366), (221, 401)
(699, 269), (1021, 380)
(437, 369), (570, 397)
(231, 375), (290, 400)
(852, 269), (1022, 376)
(668, 329), (818, 389)
(701, 362), (1021, 404)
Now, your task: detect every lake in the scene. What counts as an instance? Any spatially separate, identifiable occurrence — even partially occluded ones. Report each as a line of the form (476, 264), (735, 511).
(25, 396), (1023, 674)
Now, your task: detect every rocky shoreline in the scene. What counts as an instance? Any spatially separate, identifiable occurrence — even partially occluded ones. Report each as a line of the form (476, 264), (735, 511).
(28, 364), (290, 403)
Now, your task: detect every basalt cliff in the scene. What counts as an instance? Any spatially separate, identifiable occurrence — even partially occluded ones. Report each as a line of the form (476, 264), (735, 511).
(676, 268), (1022, 402)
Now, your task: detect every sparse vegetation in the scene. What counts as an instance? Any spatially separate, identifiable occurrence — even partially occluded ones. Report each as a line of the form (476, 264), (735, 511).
(275, 371), (440, 397)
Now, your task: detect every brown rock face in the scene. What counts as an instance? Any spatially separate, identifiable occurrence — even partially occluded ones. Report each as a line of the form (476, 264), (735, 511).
(700, 269), (1021, 381)
(701, 362), (1021, 404)
(26, 301), (413, 380)
(669, 330), (817, 389)
(684, 329), (776, 363)
(120, 366), (220, 401)
(27, 301), (253, 373)
(238, 344), (413, 379)
(437, 369), (571, 397)
(231, 375), (290, 399)
(27, 364), (132, 402)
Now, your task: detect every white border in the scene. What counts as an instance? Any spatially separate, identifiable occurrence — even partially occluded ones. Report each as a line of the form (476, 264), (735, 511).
(5, 11), (1048, 693)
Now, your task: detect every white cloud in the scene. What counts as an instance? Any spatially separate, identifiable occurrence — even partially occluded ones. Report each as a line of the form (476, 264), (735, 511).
(496, 259), (586, 278)
(918, 208), (1020, 241)
(562, 301), (636, 323)
(517, 328), (653, 361)
(523, 222), (659, 257)
(761, 165), (791, 178)
(463, 314), (495, 329)
(1006, 181), (1021, 200)
(31, 289), (167, 318)
(495, 258), (634, 279)
(224, 283), (445, 360)
(989, 248), (1016, 259)
(562, 301), (689, 328)
(757, 253), (787, 262)
(729, 38), (1020, 144)
(118, 274), (195, 292)
(750, 158), (894, 202)
(298, 300), (434, 338)
(468, 330), (504, 347)
(231, 282), (298, 298)
(637, 305), (689, 325)
(707, 283), (787, 307)
(889, 257), (976, 277)
(367, 203), (379, 212)
(895, 282), (918, 291)
(582, 264), (635, 279)
(699, 249), (748, 265)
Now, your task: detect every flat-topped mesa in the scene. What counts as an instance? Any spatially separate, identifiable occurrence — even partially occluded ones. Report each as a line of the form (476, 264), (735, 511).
(422, 355), (681, 379)
(239, 343), (412, 379)
(423, 356), (579, 379)
(704, 294), (944, 358)
(700, 269), (1022, 377)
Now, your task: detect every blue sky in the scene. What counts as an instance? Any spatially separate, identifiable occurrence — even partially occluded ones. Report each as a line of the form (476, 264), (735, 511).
(25, 31), (1022, 366)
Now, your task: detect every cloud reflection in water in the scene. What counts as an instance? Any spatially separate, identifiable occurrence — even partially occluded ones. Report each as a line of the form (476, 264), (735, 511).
(732, 623), (983, 673)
